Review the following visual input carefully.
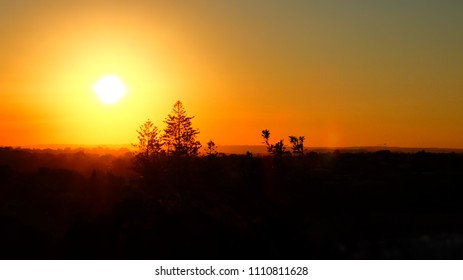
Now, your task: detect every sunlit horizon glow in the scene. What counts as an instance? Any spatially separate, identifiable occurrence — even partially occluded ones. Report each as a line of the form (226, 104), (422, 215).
(1, 1), (462, 148)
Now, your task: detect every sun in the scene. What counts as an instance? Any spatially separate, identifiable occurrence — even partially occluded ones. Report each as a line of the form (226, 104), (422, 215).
(93, 75), (126, 104)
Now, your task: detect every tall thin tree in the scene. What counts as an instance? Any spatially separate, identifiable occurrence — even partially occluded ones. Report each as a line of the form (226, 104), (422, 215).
(133, 119), (164, 172)
(163, 100), (201, 156)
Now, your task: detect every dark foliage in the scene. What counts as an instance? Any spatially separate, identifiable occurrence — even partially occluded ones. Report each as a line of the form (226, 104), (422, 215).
(262, 129), (286, 158)
(205, 140), (218, 157)
(289, 135), (305, 155)
(163, 100), (201, 157)
(133, 119), (164, 173)
(1, 147), (463, 259)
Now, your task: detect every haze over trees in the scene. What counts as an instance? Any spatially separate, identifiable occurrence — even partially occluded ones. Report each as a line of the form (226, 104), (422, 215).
(1, 100), (463, 259)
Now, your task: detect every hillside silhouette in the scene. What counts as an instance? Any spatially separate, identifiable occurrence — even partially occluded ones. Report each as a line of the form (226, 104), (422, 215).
(1, 101), (463, 259)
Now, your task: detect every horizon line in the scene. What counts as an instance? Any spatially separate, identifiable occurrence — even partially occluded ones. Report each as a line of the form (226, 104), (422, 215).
(3, 144), (463, 152)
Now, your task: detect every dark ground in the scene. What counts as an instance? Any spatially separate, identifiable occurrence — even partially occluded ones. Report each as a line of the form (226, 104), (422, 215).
(1, 147), (463, 259)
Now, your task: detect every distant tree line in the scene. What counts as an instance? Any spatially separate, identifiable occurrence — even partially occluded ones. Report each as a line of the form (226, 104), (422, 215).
(134, 100), (307, 172)
(3, 115), (463, 259)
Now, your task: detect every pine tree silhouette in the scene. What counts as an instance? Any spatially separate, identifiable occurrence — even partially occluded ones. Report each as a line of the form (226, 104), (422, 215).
(163, 101), (201, 156)
(133, 119), (164, 172)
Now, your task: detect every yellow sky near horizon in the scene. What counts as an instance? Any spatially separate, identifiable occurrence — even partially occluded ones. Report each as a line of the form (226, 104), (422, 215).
(1, 1), (463, 148)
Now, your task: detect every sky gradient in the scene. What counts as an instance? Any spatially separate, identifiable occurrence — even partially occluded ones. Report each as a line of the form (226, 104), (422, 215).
(1, 1), (462, 148)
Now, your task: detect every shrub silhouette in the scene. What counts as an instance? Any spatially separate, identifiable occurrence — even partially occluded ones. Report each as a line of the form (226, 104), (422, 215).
(205, 140), (218, 157)
(262, 129), (286, 158)
(289, 135), (305, 155)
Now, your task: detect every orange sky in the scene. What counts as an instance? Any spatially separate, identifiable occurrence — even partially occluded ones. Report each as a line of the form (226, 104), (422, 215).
(1, 1), (463, 148)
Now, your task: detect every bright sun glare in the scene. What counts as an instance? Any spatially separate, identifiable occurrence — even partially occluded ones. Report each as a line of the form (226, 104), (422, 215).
(93, 75), (126, 104)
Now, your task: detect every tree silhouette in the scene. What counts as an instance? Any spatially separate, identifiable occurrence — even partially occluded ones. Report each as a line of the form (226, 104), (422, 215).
(262, 129), (286, 158)
(205, 140), (218, 156)
(163, 101), (201, 156)
(273, 140), (286, 158)
(289, 136), (305, 155)
(133, 119), (163, 171)
(262, 129), (271, 148)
